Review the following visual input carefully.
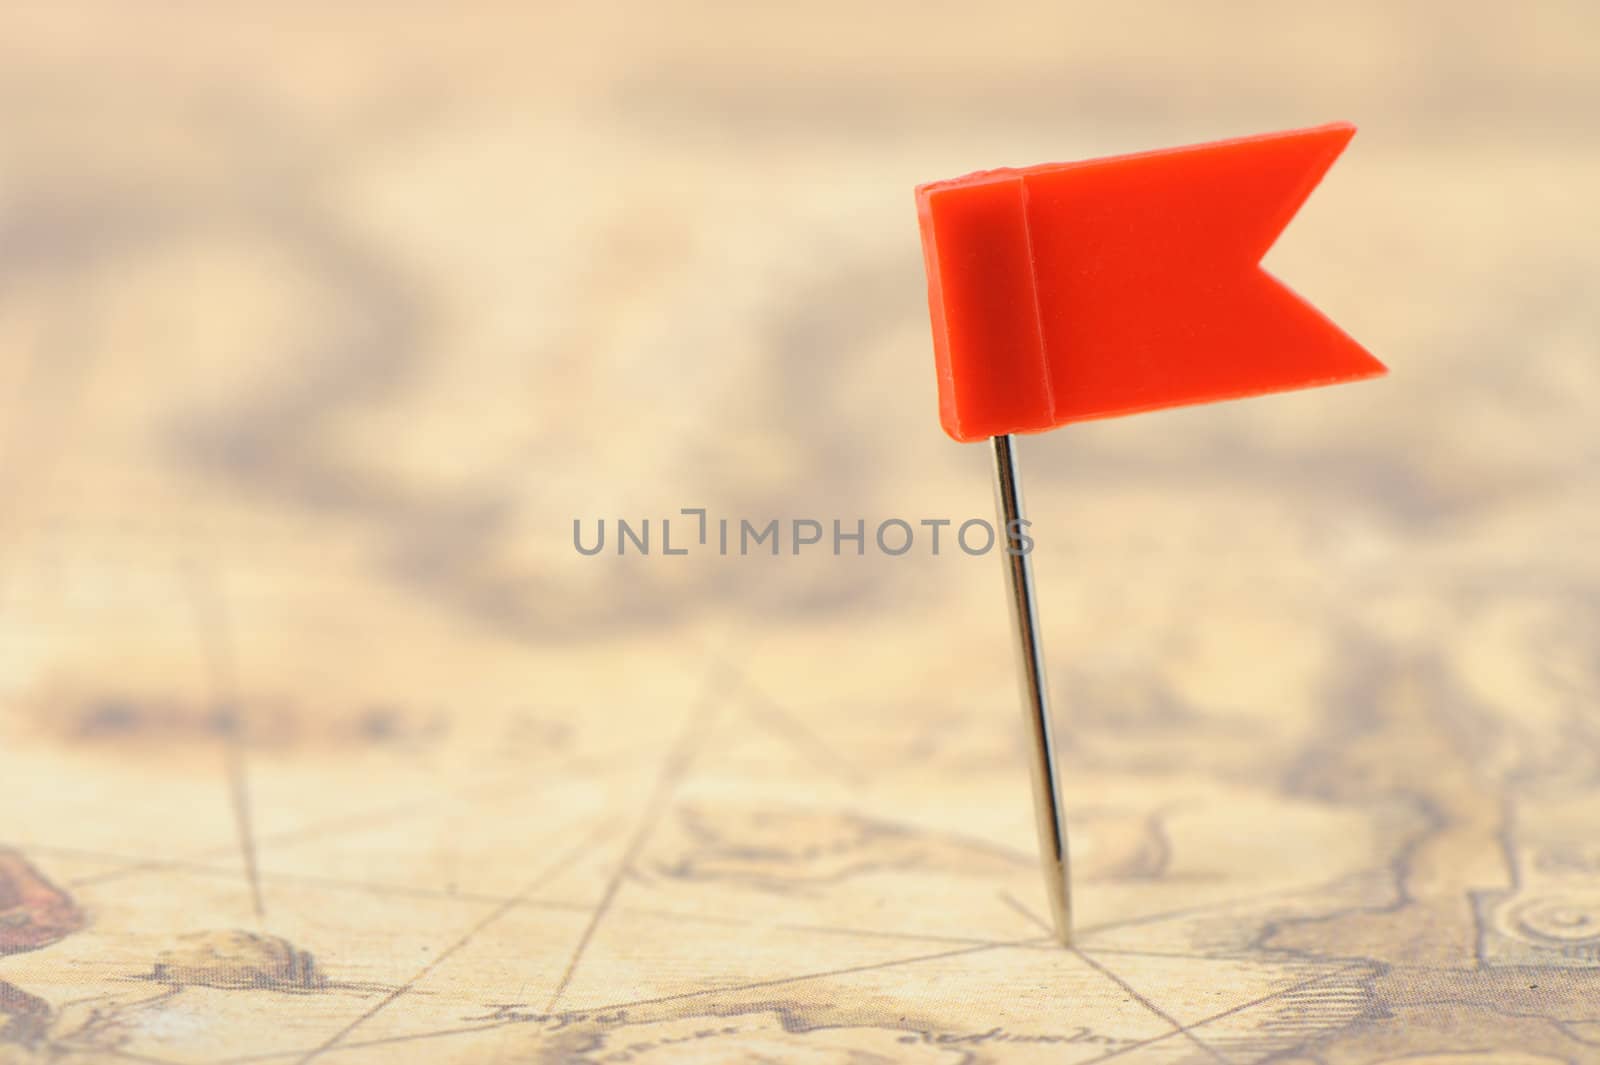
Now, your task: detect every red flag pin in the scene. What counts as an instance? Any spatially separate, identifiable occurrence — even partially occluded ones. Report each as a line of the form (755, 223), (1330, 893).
(914, 123), (1386, 943)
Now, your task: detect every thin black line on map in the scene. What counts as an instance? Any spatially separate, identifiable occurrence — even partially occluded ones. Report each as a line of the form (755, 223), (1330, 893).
(1073, 879), (1352, 942)
(541, 661), (728, 1014)
(220, 933), (1055, 1065)
(216, 1023), (507, 1065)
(58, 763), (576, 891)
(1086, 946), (1269, 962)
(726, 664), (863, 787)
(65, 796), (433, 889)
(27, 835), (1356, 961)
(20, 839), (785, 939)
(289, 828), (607, 1065)
(1074, 947), (1232, 1065)
(780, 921), (1026, 949)
(1077, 962), (1369, 1065)
(40, 831), (1049, 959)
(44, 833), (1055, 963)
(998, 889), (1054, 935)
(184, 563), (265, 920)
(573, 933), (1051, 1016)
(38, 835), (1044, 958)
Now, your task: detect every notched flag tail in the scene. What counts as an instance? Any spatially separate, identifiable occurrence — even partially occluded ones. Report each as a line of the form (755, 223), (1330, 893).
(916, 122), (1387, 442)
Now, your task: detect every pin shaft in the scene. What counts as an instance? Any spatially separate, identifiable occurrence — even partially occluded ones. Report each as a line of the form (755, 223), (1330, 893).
(991, 433), (1072, 944)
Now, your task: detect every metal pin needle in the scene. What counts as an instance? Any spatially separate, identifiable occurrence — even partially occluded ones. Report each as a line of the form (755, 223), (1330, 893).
(991, 433), (1073, 944)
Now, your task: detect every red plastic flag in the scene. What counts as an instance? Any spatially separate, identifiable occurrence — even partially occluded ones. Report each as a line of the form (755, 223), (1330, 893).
(915, 122), (1386, 442)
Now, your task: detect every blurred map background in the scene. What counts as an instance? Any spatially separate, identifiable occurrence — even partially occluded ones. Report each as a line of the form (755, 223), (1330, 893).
(2, 2), (1599, 1062)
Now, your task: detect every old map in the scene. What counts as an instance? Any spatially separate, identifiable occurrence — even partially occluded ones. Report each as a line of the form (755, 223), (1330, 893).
(3, 3), (1600, 1062)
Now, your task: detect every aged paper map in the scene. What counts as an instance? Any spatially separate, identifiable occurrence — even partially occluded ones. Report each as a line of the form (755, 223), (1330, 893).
(3, 3), (1599, 1062)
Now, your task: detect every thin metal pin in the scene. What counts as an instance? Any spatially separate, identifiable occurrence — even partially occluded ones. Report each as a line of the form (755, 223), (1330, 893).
(991, 433), (1072, 944)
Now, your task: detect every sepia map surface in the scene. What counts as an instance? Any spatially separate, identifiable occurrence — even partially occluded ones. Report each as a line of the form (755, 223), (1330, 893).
(3, 3), (1600, 1062)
